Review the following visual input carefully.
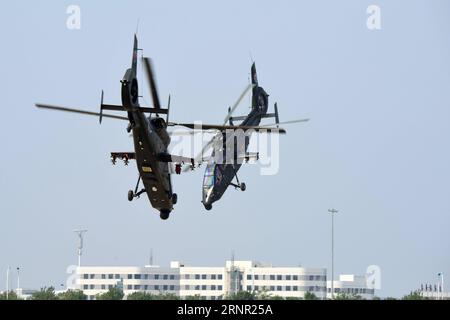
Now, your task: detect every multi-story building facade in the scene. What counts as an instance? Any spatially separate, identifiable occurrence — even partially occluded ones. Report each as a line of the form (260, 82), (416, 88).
(76, 260), (327, 300)
(326, 274), (375, 299)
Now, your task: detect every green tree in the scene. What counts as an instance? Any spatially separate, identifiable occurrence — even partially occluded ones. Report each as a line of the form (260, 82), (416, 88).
(226, 291), (256, 300)
(154, 293), (180, 300)
(127, 291), (158, 300)
(0, 291), (22, 300)
(304, 292), (319, 300)
(184, 295), (205, 300)
(402, 291), (426, 300)
(31, 287), (58, 300)
(285, 296), (302, 300)
(96, 286), (124, 300)
(57, 289), (87, 300)
(255, 288), (273, 300)
(334, 293), (365, 300)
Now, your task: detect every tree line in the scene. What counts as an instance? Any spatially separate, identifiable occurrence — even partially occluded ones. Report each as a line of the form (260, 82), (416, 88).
(0, 287), (429, 300)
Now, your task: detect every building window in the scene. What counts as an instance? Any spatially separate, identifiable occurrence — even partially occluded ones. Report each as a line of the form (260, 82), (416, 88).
(286, 275), (291, 281)
(135, 274), (141, 280)
(108, 285), (113, 289)
(286, 286), (291, 291)
(254, 275), (259, 280)
(162, 285), (168, 291)
(202, 274), (207, 280)
(211, 285), (216, 290)
(184, 285), (190, 290)
(163, 275), (168, 280)
(270, 275), (275, 281)
(277, 286), (282, 291)
(108, 274), (113, 279)
(247, 286), (252, 291)
(247, 275), (252, 280)
(83, 274), (88, 279)
(90, 274), (95, 279)
(101, 285), (105, 290)
(293, 275), (298, 281)
(184, 274), (190, 280)
(201, 285), (207, 290)
(211, 274), (216, 280)
(293, 286), (298, 291)
(169, 285), (175, 291)
(115, 274), (120, 279)
(277, 275), (282, 281)
(195, 285), (200, 291)
(101, 274), (106, 279)
(255, 286), (259, 291)
(218, 275), (223, 280)
(309, 276), (314, 281)
(127, 274), (132, 279)
(144, 274), (148, 280)
(127, 285), (132, 290)
(195, 274), (200, 280)
(144, 285), (148, 290)
(134, 285), (141, 290)
(218, 285), (223, 291)
(154, 285), (159, 290)
(154, 275), (159, 280)
(270, 286), (275, 291)
(83, 285), (88, 290)
(170, 275), (175, 280)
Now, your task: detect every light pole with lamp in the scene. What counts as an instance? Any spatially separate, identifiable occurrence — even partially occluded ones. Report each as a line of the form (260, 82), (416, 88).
(328, 208), (338, 299)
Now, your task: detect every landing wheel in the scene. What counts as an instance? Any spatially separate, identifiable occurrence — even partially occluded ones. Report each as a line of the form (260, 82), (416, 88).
(160, 210), (171, 220)
(128, 190), (134, 202)
(171, 193), (178, 205)
(204, 204), (212, 211)
(240, 183), (246, 191)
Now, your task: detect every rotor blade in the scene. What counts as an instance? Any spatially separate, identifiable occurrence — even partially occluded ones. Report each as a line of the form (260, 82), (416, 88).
(35, 104), (128, 121)
(262, 118), (310, 126)
(142, 57), (161, 110)
(169, 123), (286, 134)
(223, 83), (254, 125)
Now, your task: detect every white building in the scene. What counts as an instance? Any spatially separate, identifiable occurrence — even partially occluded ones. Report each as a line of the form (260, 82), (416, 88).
(327, 274), (375, 299)
(76, 260), (327, 300)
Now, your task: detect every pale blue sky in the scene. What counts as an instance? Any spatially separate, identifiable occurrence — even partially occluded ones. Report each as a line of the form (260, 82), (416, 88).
(0, 0), (449, 297)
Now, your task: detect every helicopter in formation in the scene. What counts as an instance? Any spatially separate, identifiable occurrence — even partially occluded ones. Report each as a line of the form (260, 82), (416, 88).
(35, 35), (287, 219)
(178, 63), (309, 210)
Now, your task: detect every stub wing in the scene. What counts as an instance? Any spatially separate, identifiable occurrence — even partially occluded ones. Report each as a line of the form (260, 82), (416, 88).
(110, 152), (136, 165)
(156, 153), (195, 166)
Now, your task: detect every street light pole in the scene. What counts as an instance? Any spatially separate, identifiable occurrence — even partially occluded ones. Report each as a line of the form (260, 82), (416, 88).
(6, 266), (10, 300)
(328, 208), (338, 299)
(438, 272), (444, 300)
(16, 267), (20, 296)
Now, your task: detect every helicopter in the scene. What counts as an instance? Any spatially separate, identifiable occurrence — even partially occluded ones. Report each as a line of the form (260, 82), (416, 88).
(36, 35), (285, 219)
(35, 35), (197, 220)
(179, 63), (309, 211)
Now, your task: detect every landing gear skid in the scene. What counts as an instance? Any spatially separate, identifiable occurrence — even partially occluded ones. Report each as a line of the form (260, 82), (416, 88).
(128, 176), (146, 201)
